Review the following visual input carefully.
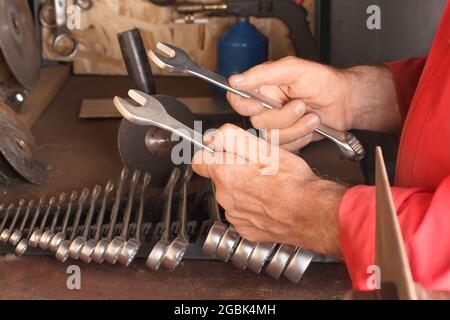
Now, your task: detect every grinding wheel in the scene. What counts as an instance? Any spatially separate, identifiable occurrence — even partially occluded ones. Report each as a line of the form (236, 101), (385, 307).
(118, 95), (197, 187)
(0, 0), (40, 89)
(0, 101), (48, 185)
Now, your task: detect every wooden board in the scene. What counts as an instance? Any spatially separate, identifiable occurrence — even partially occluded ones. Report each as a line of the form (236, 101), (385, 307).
(42, 0), (315, 76)
(18, 65), (71, 128)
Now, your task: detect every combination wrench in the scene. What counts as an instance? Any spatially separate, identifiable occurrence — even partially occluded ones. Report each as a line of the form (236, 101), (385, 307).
(104, 170), (141, 264)
(48, 191), (78, 252)
(29, 197), (56, 247)
(118, 173), (151, 266)
(146, 167), (180, 270)
(0, 200), (25, 243)
(9, 200), (34, 246)
(149, 42), (365, 161)
(39, 193), (67, 250)
(15, 197), (45, 256)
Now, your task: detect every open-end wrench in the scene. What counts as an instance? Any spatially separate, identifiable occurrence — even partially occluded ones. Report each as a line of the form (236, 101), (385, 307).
(202, 183), (228, 257)
(118, 173), (151, 266)
(29, 197), (56, 247)
(0, 200), (25, 243)
(9, 200), (34, 246)
(92, 168), (129, 264)
(113, 90), (213, 153)
(48, 191), (78, 253)
(149, 42), (365, 161)
(146, 167), (180, 270)
(39, 193), (67, 250)
(265, 244), (298, 280)
(161, 165), (193, 270)
(68, 185), (102, 260)
(104, 170), (141, 264)
(55, 188), (90, 262)
(15, 197), (45, 256)
(80, 180), (114, 263)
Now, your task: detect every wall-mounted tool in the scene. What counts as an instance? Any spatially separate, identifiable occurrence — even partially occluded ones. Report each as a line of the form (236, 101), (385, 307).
(91, 168), (129, 264)
(118, 173), (151, 266)
(48, 191), (78, 252)
(150, 0), (318, 61)
(55, 188), (90, 262)
(79, 180), (114, 263)
(39, 0), (93, 60)
(15, 197), (45, 256)
(39, 193), (67, 250)
(68, 185), (101, 260)
(0, 200), (25, 243)
(9, 200), (34, 246)
(149, 42), (365, 161)
(29, 197), (56, 247)
(146, 167), (180, 270)
(104, 171), (141, 264)
(202, 184), (228, 257)
(161, 165), (193, 270)
(0, 0), (41, 89)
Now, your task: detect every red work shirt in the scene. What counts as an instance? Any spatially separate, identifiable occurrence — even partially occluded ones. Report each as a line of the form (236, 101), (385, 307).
(339, 2), (450, 291)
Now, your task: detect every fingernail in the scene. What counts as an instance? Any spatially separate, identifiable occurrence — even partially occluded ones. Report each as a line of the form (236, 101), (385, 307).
(308, 114), (321, 127)
(203, 131), (217, 145)
(294, 102), (306, 116)
(230, 74), (245, 85)
(248, 104), (263, 114)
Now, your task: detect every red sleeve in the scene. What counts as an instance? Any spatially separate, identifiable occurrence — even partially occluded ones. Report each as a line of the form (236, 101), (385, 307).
(339, 176), (450, 291)
(385, 57), (427, 120)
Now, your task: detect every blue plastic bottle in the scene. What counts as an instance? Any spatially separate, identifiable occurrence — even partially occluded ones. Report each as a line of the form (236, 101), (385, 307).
(215, 18), (268, 94)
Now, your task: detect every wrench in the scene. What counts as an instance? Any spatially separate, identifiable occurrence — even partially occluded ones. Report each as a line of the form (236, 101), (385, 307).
(68, 185), (102, 260)
(113, 90), (213, 153)
(283, 247), (315, 283)
(80, 180), (114, 263)
(265, 244), (298, 279)
(29, 197), (56, 247)
(161, 165), (193, 270)
(146, 167), (180, 270)
(15, 197), (45, 256)
(52, 0), (78, 59)
(202, 183), (228, 257)
(104, 170), (141, 264)
(0, 204), (14, 236)
(118, 173), (151, 266)
(48, 191), (78, 252)
(149, 42), (365, 161)
(9, 200), (34, 246)
(39, 193), (67, 250)
(55, 188), (90, 262)
(0, 200), (25, 243)
(92, 168), (129, 264)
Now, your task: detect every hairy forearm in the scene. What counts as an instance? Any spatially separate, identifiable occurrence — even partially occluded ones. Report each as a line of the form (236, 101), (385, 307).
(343, 65), (402, 133)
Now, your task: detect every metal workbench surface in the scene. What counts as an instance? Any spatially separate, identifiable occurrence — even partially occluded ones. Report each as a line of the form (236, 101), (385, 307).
(0, 75), (358, 299)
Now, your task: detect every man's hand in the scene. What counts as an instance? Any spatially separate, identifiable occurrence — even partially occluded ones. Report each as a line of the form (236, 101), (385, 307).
(227, 57), (402, 151)
(192, 124), (346, 258)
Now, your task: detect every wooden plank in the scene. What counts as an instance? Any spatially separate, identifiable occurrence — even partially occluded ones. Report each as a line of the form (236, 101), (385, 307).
(79, 96), (233, 118)
(42, 0), (315, 75)
(18, 65), (71, 128)
(375, 146), (417, 300)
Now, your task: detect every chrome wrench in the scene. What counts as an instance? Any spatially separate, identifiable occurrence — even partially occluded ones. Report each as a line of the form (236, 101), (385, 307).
(149, 42), (365, 161)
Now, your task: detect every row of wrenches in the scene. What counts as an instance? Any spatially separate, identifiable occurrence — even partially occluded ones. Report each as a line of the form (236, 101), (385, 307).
(0, 166), (313, 282)
(201, 183), (315, 283)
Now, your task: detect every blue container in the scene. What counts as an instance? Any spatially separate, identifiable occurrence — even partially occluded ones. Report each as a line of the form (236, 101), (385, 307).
(216, 18), (268, 90)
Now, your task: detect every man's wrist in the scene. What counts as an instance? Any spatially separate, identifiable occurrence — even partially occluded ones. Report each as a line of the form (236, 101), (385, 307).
(303, 179), (347, 258)
(341, 65), (402, 133)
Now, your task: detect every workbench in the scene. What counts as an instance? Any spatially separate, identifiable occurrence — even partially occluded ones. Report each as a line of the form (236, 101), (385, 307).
(0, 75), (361, 299)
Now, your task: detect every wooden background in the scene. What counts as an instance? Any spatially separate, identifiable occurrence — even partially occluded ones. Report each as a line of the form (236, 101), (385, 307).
(42, 0), (315, 75)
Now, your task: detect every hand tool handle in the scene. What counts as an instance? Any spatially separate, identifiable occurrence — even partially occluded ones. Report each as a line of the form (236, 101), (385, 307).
(185, 64), (364, 160)
(18, 200), (34, 232)
(120, 171), (141, 238)
(94, 181), (114, 241)
(178, 166), (193, 240)
(161, 168), (180, 241)
(118, 29), (157, 95)
(82, 185), (102, 238)
(135, 173), (151, 241)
